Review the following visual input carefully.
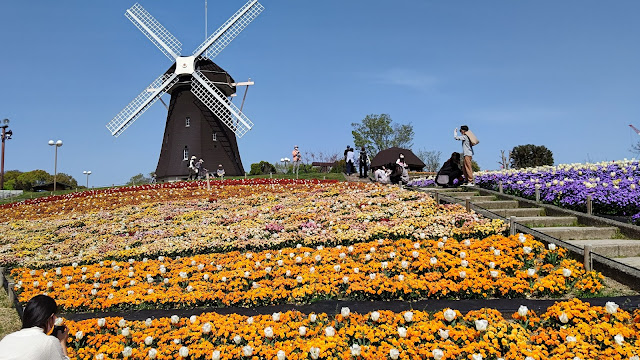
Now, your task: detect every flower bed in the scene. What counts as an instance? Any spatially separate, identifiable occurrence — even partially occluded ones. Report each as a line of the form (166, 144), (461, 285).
(11, 234), (602, 312)
(58, 298), (640, 360)
(0, 181), (506, 268)
(475, 160), (640, 219)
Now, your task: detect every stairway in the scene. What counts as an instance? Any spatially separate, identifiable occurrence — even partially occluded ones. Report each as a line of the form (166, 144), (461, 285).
(419, 187), (640, 269)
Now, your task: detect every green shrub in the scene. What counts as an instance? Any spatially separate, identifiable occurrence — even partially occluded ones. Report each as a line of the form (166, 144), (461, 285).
(250, 161), (277, 175)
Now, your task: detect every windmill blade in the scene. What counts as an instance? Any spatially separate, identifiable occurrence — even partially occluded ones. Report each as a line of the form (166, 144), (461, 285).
(192, 0), (264, 60)
(125, 3), (182, 61)
(191, 71), (254, 138)
(106, 73), (179, 137)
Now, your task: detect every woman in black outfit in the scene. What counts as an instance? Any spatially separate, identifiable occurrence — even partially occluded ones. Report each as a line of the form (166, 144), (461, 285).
(435, 152), (464, 187)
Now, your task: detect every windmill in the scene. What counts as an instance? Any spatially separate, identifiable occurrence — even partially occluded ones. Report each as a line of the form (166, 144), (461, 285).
(106, 1), (264, 181)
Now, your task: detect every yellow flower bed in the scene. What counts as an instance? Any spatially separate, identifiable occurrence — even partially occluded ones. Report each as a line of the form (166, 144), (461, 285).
(12, 234), (601, 312)
(59, 298), (640, 360)
(0, 182), (506, 268)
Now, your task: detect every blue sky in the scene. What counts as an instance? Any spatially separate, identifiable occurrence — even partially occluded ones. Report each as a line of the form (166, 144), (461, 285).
(2, 1), (640, 187)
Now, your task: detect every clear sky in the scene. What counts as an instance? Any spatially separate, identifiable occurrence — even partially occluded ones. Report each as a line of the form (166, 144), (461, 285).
(2, 1), (640, 187)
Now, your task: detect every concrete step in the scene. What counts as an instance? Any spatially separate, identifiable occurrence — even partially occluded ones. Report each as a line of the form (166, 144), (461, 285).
(491, 208), (545, 217)
(452, 196), (497, 203)
(612, 257), (640, 268)
(533, 226), (618, 241)
(441, 191), (481, 197)
(515, 216), (577, 227)
(565, 239), (640, 258)
(473, 200), (519, 209)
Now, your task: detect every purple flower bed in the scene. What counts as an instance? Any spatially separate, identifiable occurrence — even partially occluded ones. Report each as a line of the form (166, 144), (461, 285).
(409, 178), (435, 187)
(475, 160), (640, 223)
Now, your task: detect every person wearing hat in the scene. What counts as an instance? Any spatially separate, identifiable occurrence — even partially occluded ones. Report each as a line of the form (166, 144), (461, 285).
(216, 164), (225, 179)
(292, 145), (301, 175)
(195, 158), (206, 179)
(188, 155), (198, 180)
(454, 125), (474, 186)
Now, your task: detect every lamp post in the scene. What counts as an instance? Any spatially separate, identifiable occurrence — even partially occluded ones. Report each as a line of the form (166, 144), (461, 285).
(48, 139), (63, 192)
(282, 157), (290, 174)
(83, 170), (92, 188)
(0, 118), (12, 190)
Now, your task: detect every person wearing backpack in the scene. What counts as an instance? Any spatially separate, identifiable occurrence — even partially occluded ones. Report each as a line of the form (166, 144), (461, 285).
(454, 125), (478, 186)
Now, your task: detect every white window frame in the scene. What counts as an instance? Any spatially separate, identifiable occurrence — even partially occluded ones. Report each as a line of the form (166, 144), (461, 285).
(183, 147), (189, 161)
(185, 117), (191, 127)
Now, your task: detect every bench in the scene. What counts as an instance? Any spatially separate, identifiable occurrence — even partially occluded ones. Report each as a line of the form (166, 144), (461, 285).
(311, 162), (336, 173)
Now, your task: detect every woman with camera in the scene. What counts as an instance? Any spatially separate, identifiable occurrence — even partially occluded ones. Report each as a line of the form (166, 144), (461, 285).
(0, 294), (70, 360)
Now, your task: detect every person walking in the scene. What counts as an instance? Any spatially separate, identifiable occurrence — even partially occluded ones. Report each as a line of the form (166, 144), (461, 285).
(292, 145), (301, 175)
(188, 156), (198, 180)
(345, 146), (355, 176)
(358, 146), (369, 178)
(454, 125), (474, 186)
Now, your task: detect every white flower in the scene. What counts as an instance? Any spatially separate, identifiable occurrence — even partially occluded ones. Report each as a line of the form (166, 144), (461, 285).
(615, 334), (625, 345)
(272, 312), (281, 322)
(353, 267), (360, 274)
(309, 313), (317, 322)
(202, 322), (212, 334)
(54, 317), (64, 326)
(388, 252), (396, 259)
(369, 273), (376, 280)
(463, 239), (471, 247)
(566, 335), (576, 343)
(342, 276), (349, 284)
(233, 335), (242, 344)
(562, 268), (572, 277)
(299, 326), (307, 336)
(518, 305), (528, 317)
(173, 339), (181, 344)
(325, 326), (336, 337)
(605, 301), (619, 314)
(145, 336), (153, 346)
(365, 254), (372, 261)
(170, 315), (179, 324)
(370, 247), (376, 253)
(95, 354), (104, 360)
(148, 349), (157, 359)
(389, 348), (400, 360)
(475, 319), (488, 331)
(403, 311), (413, 322)
(401, 260), (409, 269)
(118, 319), (127, 328)
(370, 311), (380, 322)
(489, 262), (495, 269)
(443, 309), (456, 322)
(438, 329), (449, 340)
(179, 347), (189, 358)
(430, 257), (438, 265)
(527, 268), (536, 277)
(145, 318), (153, 327)
(559, 312), (569, 324)
(264, 326), (274, 338)
(247, 317), (254, 324)
(309, 347), (320, 360)
(548, 243), (556, 251)
(397, 326), (407, 338)
(459, 271), (466, 279)
(242, 346), (253, 357)
(459, 252), (466, 259)
(296, 276), (303, 283)
(190, 315), (197, 324)
(494, 249), (501, 256)
(348, 246), (354, 252)
(412, 251), (420, 258)
(437, 241), (444, 248)
(398, 274), (405, 281)
(350, 344), (362, 357)
(490, 270), (499, 278)
(380, 261), (388, 269)
(75, 330), (84, 340)
(523, 246), (532, 254)
(460, 260), (468, 268)
(518, 233), (526, 243)
(472, 354), (483, 360)
(121, 327), (130, 337)
(97, 318), (106, 327)
(276, 350), (286, 360)
(122, 347), (132, 358)
(433, 349), (444, 360)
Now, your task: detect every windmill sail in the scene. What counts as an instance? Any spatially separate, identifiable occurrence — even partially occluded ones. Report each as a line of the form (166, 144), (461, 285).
(126, 3), (182, 60)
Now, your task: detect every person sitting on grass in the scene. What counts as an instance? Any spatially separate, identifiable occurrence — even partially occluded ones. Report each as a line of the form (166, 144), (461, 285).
(0, 294), (70, 360)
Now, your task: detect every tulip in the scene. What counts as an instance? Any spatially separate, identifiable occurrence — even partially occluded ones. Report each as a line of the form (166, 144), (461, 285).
(566, 336), (576, 343)
(548, 243), (556, 250)
(459, 252), (466, 259)
(398, 274), (405, 281)
(202, 322), (212, 334)
(264, 326), (274, 338)
(272, 312), (281, 321)
(403, 311), (413, 322)
(276, 350), (286, 360)
(518, 233), (526, 242)
(559, 312), (569, 324)
(170, 315), (179, 324)
(433, 349), (444, 360)
(397, 326), (407, 338)
(325, 326), (336, 337)
(97, 318), (106, 327)
(517, 305), (528, 317)
(233, 335), (242, 344)
(472, 354), (483, 360)
(173, 339), (181, 344)
(523, 246), (532, 254)
(247, 317), (254, 324)
(309, 347), (320, 360)
(242, 346), (253, 357)
(488, 262), (495, 269)
(350, 344), (361, 356)
(443, 309), (456, 322)
(145, 336), (153, 346)
(148, 349), (157, 359)
(430, 257), (437, 265)
(211, 350), (221, 360)
(490, 271), (499, 278)
(412, 251), (420, 258)
(459, 271), (466, 279)
(75, 331), (83, 340)
(145, 318), (153, 327)
(370, 311), (380, 322)
(309, 313), (318, 322)
(614, 334), (624, 345)
(494, 249), (501, 256)
(122, 347), (132, 358)
(121, 327), (130, 337)
(527, 268), (536, 277)
(95, 354), (104, 360)
(389, 348), (400, 360)
(299, 326), (307, 336)
(475, 319), (488, 331)
(562, 268), (572, 277)
(438, 329), (449, 340)
(605, 301), (619, 314)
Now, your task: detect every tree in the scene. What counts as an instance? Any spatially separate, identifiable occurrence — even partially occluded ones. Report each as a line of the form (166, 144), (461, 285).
(127, 173), (153, 186)
(415, 148), (442, 172)
(249, 161), (276, 175)
(1, 170), (22, 190)
(510, 144), (554, 169)
(55, 173), (78, 188)
(15, 170), (52, 190)
(351, 114), (414, 155)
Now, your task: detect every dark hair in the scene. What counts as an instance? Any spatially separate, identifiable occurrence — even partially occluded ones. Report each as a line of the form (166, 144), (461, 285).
(449, 152), (461, 163)
(460, 125), (469, 131)
(22, 295), (58, 329)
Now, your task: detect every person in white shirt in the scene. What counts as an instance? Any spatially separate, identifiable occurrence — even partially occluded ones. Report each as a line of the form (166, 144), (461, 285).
(0, 294), (70, 360)
(345, 147), (355, 176)
(375, 166), (391, 184)
(216, 164), (225, 178)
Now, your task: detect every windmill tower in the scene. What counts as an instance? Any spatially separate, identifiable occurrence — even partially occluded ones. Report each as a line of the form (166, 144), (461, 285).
(106, 1), (264, 181)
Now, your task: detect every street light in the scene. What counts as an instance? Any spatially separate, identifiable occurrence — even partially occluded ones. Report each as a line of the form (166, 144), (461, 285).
(83, 170), (92, 188)
(281, 157), (290, 174)
(48, 139), (63, 192)
(0, 118), (12, 190)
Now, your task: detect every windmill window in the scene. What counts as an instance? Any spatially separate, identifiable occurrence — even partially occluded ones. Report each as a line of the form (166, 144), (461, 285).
(183, 146), (189, 161)
(185, 117), (191, 127)
(212, 132), (217, 142)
